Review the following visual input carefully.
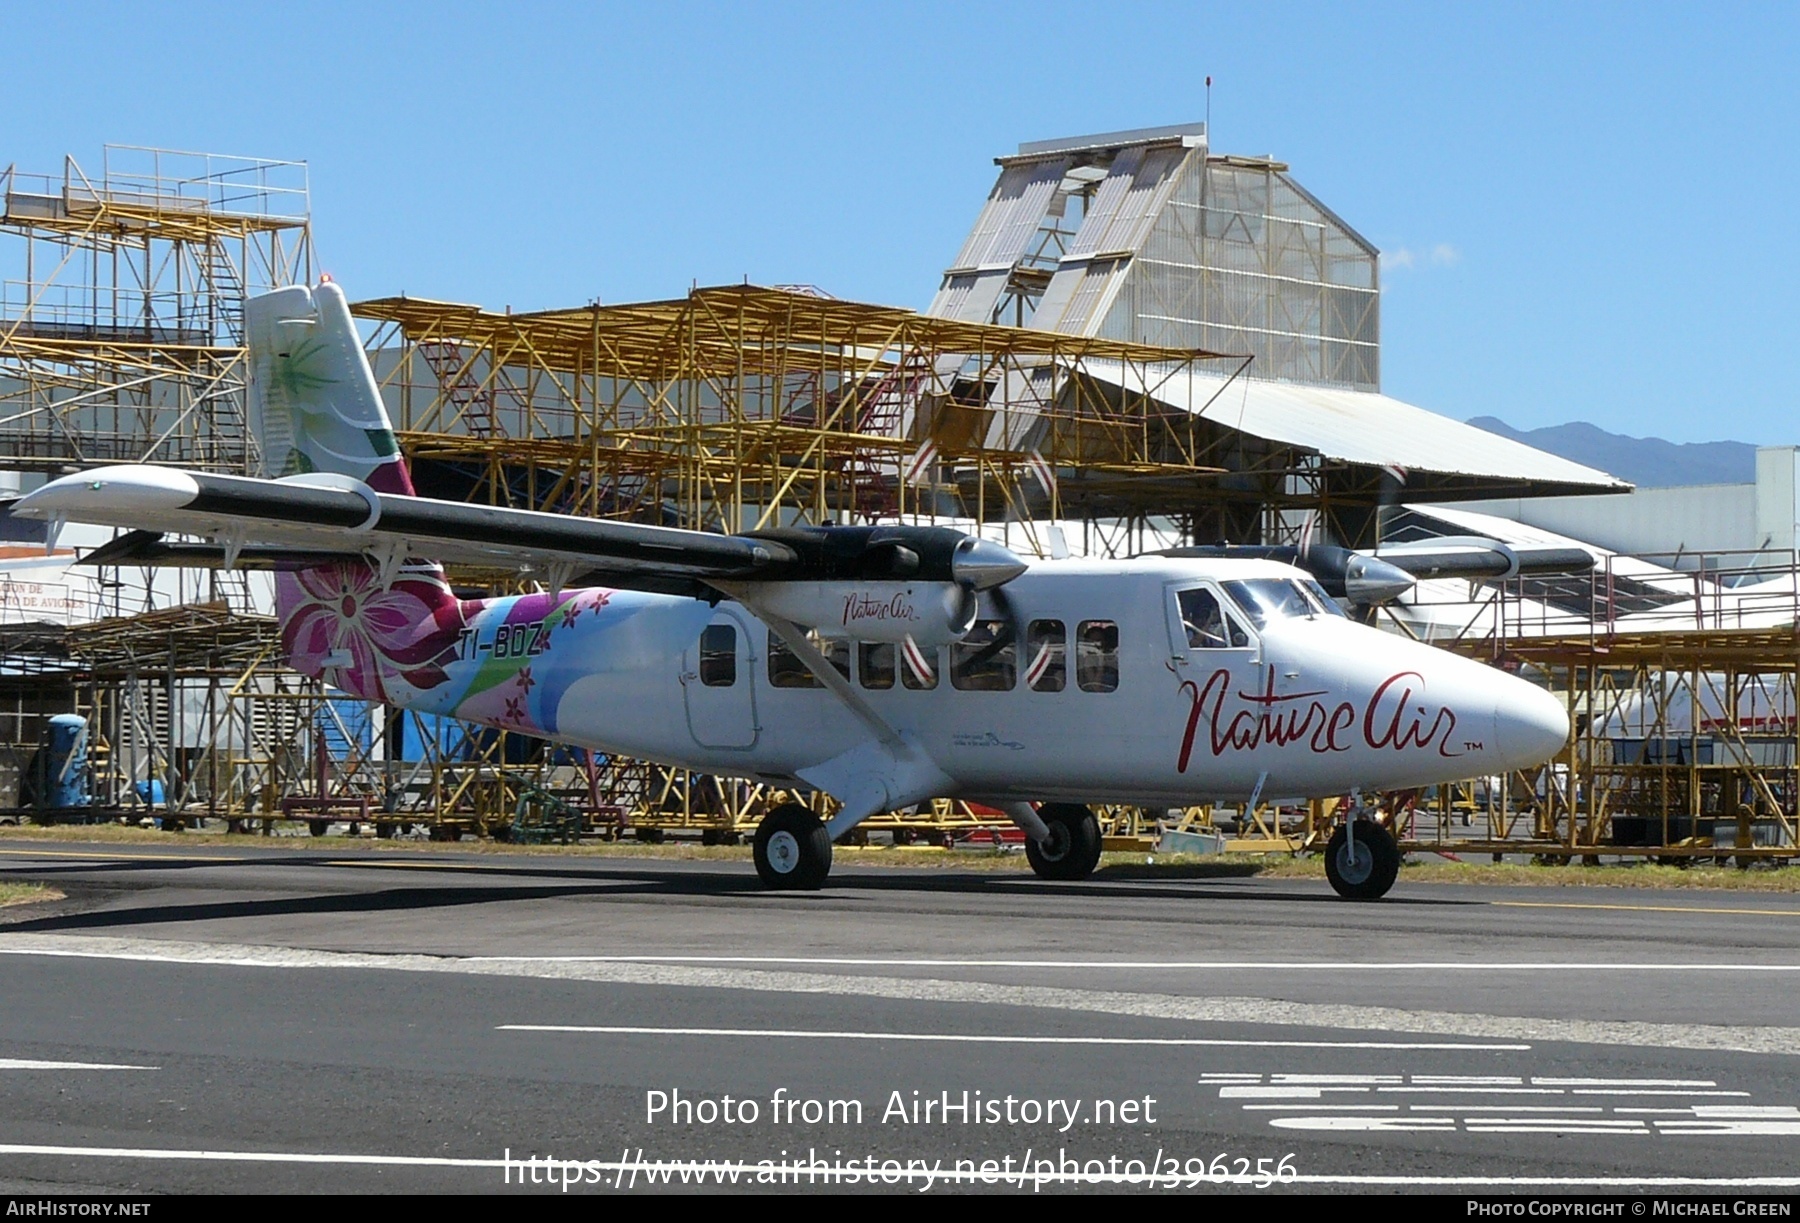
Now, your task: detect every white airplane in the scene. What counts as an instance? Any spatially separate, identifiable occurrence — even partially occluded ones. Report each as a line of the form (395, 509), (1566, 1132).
(10, 283), (1571, 899)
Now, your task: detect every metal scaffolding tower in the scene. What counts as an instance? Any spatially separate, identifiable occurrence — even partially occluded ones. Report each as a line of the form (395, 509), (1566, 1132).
(0, 146), (311, 475)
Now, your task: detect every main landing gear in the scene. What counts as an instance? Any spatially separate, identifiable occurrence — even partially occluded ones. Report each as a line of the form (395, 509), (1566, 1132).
(751, 800), (1105, 890)
(753, 802), (833, 890)
(1025, 803), (1103, 881)
(1324, 819), (1400, 900)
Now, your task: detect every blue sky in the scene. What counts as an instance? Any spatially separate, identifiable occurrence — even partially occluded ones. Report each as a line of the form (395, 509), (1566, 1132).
(8, 2), (1798, 444)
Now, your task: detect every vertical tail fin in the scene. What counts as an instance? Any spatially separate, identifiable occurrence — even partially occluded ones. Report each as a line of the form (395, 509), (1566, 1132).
(251, 282), (463, 703)
(246, 281), (415, 495)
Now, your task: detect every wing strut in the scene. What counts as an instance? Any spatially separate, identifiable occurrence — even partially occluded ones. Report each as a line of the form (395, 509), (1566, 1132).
(753, 610), (955, 838)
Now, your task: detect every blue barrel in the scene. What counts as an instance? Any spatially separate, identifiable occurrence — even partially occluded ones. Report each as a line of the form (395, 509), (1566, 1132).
(44, 714), (88, 808)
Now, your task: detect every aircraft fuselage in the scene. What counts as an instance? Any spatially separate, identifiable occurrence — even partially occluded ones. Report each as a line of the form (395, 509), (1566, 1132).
(351, 555), (1569, 808)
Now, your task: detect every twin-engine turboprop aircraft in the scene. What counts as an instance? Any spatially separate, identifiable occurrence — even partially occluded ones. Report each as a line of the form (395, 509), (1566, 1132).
(11, 283), (1571, 899)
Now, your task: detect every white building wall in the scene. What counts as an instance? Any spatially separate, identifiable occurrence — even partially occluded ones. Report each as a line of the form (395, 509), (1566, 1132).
(1456, 446), (1800, 566)
(1753, 446), (1800, 553)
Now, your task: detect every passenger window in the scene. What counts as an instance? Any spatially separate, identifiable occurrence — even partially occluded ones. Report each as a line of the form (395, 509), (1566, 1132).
(1177, 588), (1248, 649)
(767, 631), (849, 688)
(699, 624), (736, 686)
(1076, 620), (1119, 693)
(951, 620), (1016, 691)
(859, 642), (895, 690)
(900, 639), (938, 690)
(1024, 620), (1066, 692)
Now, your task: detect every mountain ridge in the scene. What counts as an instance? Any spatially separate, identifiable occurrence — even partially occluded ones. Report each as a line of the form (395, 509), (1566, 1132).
(1465, 417), (1757, 488)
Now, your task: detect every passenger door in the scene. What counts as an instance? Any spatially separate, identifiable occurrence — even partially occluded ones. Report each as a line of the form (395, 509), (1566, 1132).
(680, 608), (759, 749)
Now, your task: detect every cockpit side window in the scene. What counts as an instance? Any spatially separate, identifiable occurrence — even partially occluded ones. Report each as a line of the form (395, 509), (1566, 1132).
(1177, 588), (1249, 649)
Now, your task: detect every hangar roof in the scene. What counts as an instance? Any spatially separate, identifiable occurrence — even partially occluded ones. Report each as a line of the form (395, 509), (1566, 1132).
(1083, 362), (1630, 495)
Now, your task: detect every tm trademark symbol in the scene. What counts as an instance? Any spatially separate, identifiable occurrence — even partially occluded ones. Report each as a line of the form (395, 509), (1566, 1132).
(1463, 741), (1484, 751)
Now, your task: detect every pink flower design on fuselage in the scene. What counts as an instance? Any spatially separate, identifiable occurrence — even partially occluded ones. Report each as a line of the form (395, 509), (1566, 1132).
(277, 563), (465, 702)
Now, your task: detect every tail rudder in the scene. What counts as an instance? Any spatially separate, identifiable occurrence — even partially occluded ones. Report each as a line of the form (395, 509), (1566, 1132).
(246, 280), (415, 495)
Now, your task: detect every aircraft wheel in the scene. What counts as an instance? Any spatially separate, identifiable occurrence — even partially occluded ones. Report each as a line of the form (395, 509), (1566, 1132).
(753, 803), (832, 890)
(1325, 820), (1400, 900)
(1025, 803), (1102, 881)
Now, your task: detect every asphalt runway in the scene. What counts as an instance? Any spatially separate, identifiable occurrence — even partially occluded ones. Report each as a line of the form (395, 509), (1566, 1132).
(0, 838), (1798, 1195)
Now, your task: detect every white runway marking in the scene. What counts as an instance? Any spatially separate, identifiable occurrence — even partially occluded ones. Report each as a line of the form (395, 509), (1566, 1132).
(3, 932), (1798, 1056)
(0, 1059), (157, 1071)
(1242, 1104), (1403, 1111)
(0, 1142), (1797, 1187)
(1410, 1106), (1606, 1113)
(498, 1024), (1526, 1051)
(463, 954), (1800, 972)
(0, 1142), (501, 1168)
(1495, 900), (1800, 918)
(1219, 1072), (1799, 1136)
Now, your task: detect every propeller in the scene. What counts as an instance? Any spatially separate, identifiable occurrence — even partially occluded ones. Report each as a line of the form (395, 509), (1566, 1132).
(957, 580), (1023, 673)
(1376, 463), (1409, 543)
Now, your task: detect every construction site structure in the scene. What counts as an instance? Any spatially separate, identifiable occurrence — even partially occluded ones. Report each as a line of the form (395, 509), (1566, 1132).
(1424, 546), (1800, 862)
(353, 284), (1243, 543)
(0, 146), (310, 476)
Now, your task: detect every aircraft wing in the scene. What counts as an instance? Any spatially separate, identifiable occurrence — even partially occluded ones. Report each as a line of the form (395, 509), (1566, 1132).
(1153, 535), (1596, 606)
(13, 464), (1026, 600)
(1373, 535), (1596, 582)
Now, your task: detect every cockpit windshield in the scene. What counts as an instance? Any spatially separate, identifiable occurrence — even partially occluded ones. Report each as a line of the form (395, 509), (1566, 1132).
(1221, 578), (1338, 628)
(1299, 578), (1348, 619)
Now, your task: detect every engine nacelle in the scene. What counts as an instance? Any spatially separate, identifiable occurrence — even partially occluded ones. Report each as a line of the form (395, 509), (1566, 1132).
(731, 580), (978, 646)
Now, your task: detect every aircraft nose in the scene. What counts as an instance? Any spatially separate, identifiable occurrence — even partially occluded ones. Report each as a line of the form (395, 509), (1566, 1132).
(1494, 677), (1569, 768)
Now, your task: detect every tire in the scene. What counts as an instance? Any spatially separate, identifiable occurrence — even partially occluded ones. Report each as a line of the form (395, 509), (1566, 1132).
(308, 819), (329, 837)
(753, 803), (832, 889)
(1025, 803), (1102, 881)
(1325, 820), (1401, 900)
